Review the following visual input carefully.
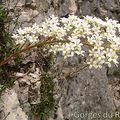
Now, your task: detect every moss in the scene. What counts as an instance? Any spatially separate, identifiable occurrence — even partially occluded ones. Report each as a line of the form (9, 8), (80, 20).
(0, 6), (7, 25)
(0, 6), (17, 95)
(113, 69), (120, 78)
(43, 52), (54, 72)
(31, 74), (55, 120)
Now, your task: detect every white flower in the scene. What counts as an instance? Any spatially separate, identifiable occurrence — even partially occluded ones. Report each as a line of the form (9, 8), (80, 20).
(105, 48), (119, 66)
(15, 37), (26, 44)
(28, 35), (38, 43)
(23, 27), (32, 34)
(12, 15), (120, 68)
(12, 34), (19, 39)
(32, 23), (41, 34)
(17, 28), (26, 35)
(49, 45), (59, 54)
(106, 17), (118, 27)
(56, 27), (66, 39)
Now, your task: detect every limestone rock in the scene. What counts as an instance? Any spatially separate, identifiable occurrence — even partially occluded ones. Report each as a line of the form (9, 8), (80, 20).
(1, 89), (28, 120)
(58, 67), (114, 120)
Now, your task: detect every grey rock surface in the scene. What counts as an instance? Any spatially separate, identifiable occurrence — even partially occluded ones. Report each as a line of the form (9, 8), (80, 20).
(1, 89), (28, 120)
(58, 67), (114, 120)
(53, 56), (115, 120)
(1, 0), (120, 120)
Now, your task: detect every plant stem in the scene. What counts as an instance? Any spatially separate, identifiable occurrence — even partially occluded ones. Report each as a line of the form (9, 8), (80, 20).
(0, 38), (93, 67)
(0, 38), (69, 66)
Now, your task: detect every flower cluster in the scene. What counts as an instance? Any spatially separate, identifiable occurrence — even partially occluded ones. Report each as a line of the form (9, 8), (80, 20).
(12, 15), (120, 68)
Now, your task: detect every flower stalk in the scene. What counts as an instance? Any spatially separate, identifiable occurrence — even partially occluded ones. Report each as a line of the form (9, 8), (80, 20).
(0, 38), (70, 66)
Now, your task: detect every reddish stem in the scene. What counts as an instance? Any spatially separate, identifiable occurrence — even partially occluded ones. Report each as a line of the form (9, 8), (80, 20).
(0, 39), (69, 66)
